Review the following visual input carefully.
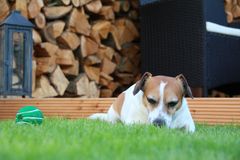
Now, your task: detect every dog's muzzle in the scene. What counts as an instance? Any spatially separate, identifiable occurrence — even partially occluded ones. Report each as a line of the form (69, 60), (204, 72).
(153, 118), (166, 127)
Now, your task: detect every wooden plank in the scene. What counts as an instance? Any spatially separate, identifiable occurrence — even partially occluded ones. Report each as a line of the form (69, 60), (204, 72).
(0, 98), (240, 125)
(0, 0), (10, 21)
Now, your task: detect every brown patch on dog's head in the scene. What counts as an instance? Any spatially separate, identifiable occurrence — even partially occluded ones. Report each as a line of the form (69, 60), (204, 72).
(140, 74), (193, 117)
(142, 76), (183, 112)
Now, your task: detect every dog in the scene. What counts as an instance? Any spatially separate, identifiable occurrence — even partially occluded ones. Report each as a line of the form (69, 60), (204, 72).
(89, 72), (195, 133)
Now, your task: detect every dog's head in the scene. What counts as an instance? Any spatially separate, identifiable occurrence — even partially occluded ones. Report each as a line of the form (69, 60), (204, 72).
(133, 72), (193, 127)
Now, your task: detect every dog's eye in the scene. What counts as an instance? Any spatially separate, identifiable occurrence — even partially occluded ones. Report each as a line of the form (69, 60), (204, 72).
(147, 97), (157, 105)
(168, 101), (178, 108)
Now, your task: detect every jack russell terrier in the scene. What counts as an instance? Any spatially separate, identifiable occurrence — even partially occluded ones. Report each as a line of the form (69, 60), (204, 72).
(89, 72), (195, 133)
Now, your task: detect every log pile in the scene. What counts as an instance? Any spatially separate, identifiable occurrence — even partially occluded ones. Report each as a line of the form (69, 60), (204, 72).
(225, 0), (240, 23)
(1, 0), (140, 98)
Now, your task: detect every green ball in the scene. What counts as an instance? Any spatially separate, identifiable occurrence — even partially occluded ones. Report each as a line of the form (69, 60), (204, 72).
(16, 106), (44, 125)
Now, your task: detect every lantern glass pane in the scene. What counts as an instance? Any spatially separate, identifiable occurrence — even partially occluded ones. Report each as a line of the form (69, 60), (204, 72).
(0, 30), (3, 90)
(12, 32), (24, 90)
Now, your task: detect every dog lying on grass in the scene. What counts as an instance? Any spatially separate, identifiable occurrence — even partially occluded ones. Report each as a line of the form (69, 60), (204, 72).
(89, 72), (195, 133)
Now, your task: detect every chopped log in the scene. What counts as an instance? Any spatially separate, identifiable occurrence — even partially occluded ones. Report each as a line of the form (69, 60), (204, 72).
(120, 43), (139, 59)
(99, 80), (119, 95)
(9, 0), (141, 98)
(66, 73), (89, 96)
(233, 0), (237, 5)
(44, 1), (58, 6)
(100, 72), (113, 81)
(121, 0), (130, 12)
(61, 0), (71, 5)
(43, 5), (73, 19)
(224, 0), (240, 23)
(79, 0), (93, 6)
(100, 88), (113, 97)
(0, 0), (10, 21)
(225, 0), (233, 13)
(115, 72), (134, 85)
(99, 77), (110, 86)
(56, 49), (75, 66)
(88, 81), (100, 98)
(120, 43), (140, 65)
(61, 59), (79, 76)
(232, 5), (240, 18)
(132, 54), (140, 69)
(47, 21), (66, 38)
(57, 31), (80, 50)
(32, 75), (58, 98)
(97, 46), (115, 60)
(115, 18), (139, 45)
(90, 29), (101, 45)
(49, 65), (69, 96)
(100, 0), (115, 5)
(99, 72), (113, 86)
(43, 20), (65, 44)
(28, 0), (44, 19)
(101, 58), (116, 74)
(84, 65), (100, 83)
(112, 1), (120, 13)
(130, 0), (140, 9)
(43, 30), (56, 44)
(128, 10), (139, 20)
(32, 29), (42, 44)
(113, 51), (122, 65)
(15, 0), (28, 18)
(92, 20), (111, 39)
(84, 55), (102, 65)
(71, 0), (80, 7)
(35, 56), (57, 75)
(34, 42), (58, 57)
(108, 81), (120, 93)
(116, 57), (134, 73)
(32, 60), (37, 92)
(99, 6), (115, 20)
(80, 36), (99, 57)
(85, 0), (102, 13)
(68, 8), (91, 35)
(74, 73), (89, 96)
(34, 12), (46, 29)
(226, 11), (234, 23)
(73, 0), (94, 7)
(110, 25), (121, 50)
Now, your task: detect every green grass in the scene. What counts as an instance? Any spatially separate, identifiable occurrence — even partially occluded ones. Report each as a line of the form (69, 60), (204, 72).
(0, 119), (239, 160)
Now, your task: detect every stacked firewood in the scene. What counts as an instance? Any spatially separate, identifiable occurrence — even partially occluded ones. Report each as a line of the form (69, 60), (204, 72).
(225, 0), (240, 23)
(1, 0), (140, 98)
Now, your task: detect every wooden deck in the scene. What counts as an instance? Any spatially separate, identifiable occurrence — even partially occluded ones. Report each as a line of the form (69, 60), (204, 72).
(0, 98), (240, 125)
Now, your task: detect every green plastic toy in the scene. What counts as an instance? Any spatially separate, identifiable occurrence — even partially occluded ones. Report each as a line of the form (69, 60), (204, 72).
(16, 106), (44, 125)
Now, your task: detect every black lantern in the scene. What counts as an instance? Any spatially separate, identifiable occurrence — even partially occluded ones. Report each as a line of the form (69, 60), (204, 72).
(0, 11), (34, 97)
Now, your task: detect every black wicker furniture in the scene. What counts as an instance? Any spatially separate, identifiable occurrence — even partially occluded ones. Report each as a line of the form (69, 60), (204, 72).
(140, 0), (240, 96)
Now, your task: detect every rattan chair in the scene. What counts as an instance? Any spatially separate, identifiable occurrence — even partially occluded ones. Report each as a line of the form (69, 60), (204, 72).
(140, 0), (240, 96)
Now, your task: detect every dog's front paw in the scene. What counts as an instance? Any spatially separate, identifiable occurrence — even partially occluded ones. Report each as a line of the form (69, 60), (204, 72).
(183, 124), (195, 133)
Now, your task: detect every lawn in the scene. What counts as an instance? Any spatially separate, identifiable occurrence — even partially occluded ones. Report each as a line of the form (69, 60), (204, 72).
(0, 118), (239, 160)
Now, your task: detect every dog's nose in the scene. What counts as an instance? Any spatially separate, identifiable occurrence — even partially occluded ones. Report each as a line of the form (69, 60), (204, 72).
(153, 118), (166, 127)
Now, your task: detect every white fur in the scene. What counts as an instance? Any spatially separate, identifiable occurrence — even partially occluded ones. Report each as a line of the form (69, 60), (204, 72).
(89, 84), (149, 124)
(148, 82), (172, 126)
(89, 83), (195, 133)
(170, 98), (195, 133)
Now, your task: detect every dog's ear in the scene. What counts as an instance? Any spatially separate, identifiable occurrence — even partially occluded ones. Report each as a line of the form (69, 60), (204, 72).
(133, 72), (152, 95)
(176, 74), (194, 99)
